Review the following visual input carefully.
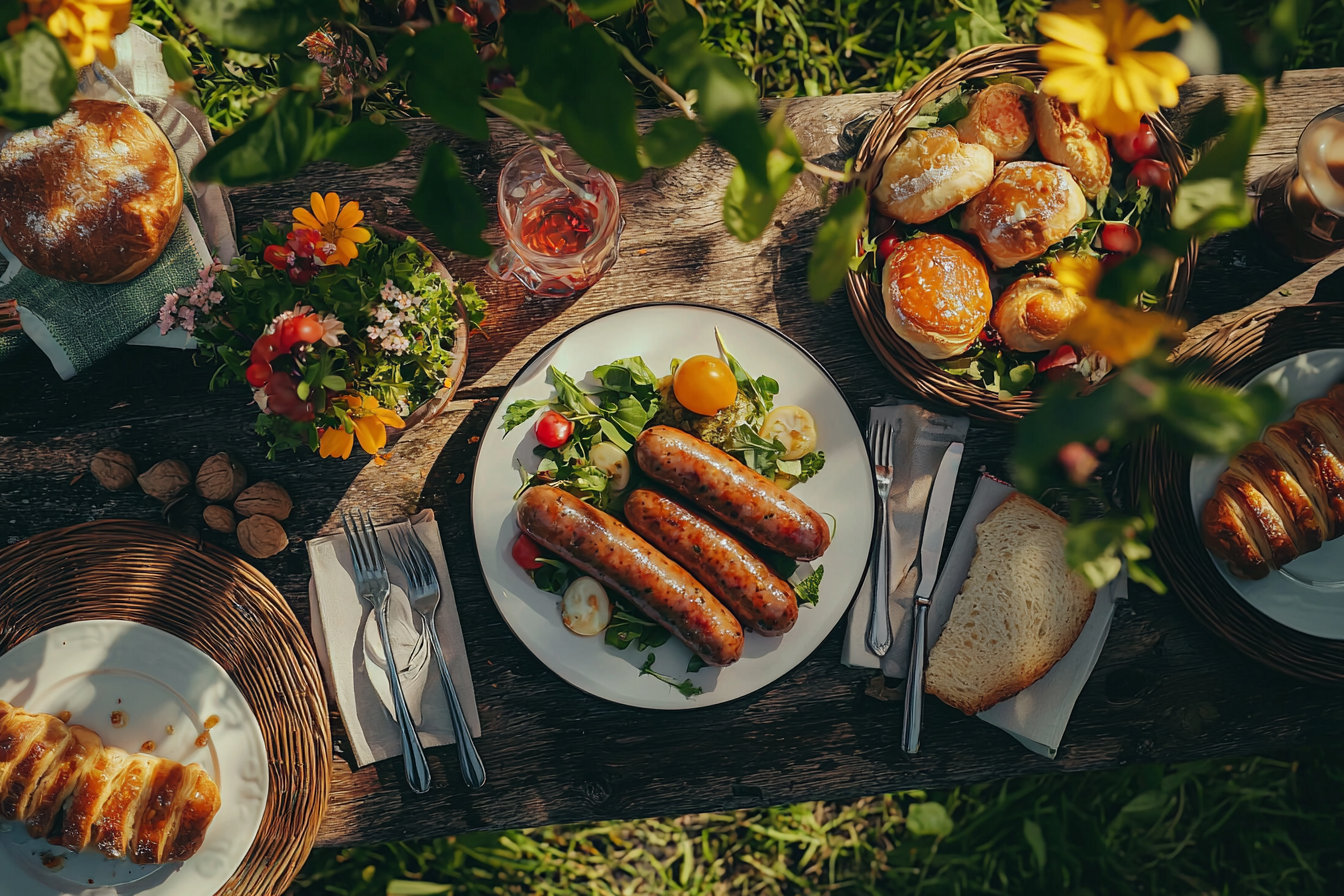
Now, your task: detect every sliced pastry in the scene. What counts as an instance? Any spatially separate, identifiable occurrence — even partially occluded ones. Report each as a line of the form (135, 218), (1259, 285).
(1264, 420), (1344, 539)
(1228, 442), (1325, 555)
(1218, 472), (1298, 569)
(25, 725), (103, 840)
(162, 764), (221, 863)
(1202, 482), (1272, 580)
(0, 712), (72, 821)
(59, 744), (133, 851)
(94, 753), (161, 859)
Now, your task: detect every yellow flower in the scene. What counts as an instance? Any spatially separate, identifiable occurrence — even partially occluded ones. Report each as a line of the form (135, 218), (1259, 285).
(1056, 255), (1185, 365)
(45, 0), (124, 68)
(319, 426), (355, 460)
(1037, 0), (1191, 135)
(292, 192), (371, 266)
(319, 395), (406, 460)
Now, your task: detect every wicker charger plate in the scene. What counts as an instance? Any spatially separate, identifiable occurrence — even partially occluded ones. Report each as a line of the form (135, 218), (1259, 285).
(0, 520), (333, 893)
(845, 43), (1197, 424)
(1132, 303), (1344, 685)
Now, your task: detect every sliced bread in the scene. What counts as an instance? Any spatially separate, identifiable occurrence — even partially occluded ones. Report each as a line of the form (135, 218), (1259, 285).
(924, 492), (1096, 715)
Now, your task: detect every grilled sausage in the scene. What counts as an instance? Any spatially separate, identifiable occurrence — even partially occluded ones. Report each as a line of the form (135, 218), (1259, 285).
(516, 485), (744, 666)
(625, 488), (799, 635)
(633, 426), (831, 560)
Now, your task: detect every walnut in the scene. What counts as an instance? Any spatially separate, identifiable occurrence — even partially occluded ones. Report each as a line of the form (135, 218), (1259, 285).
(90, 448), (137, 490)
(196, 452), (248, 502)
(237, 514), (288, 558)
(137, 460), (192, 502)
(234, 481), (292, 520)
(203, 505), (236, 534)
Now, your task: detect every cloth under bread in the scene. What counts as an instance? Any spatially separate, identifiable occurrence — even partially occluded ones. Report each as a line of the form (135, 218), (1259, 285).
(308, 510), (482, 769)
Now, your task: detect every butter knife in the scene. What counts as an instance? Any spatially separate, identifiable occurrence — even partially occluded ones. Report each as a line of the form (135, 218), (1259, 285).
(902, 441), (964, 754)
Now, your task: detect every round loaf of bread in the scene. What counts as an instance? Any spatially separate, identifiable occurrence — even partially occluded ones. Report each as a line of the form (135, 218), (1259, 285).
(882, 234), (991, 360)
(1034, 93), (1111, 198)
(960, 161), (1087, 269)
(990, 274), (1085, 353)
(872, 126), (994, 224)
(955, 82), (1035, 162)
(0, 100), (182, 284)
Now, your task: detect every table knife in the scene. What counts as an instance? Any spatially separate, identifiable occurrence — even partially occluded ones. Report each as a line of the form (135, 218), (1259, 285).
(902, 441), (964, 755)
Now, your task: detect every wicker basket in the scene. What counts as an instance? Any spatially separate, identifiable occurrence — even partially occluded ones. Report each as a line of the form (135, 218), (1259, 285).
(845, 43), (1196, 424)
(1132, 303), (1344, 685)
(0, 520), (333, 893)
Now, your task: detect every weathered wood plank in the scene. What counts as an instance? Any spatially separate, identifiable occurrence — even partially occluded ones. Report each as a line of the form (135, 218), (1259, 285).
(1, 69), (1343, 848)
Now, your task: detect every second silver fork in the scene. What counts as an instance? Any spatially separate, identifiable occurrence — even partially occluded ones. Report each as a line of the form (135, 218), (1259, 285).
(866, 418), (894, 656)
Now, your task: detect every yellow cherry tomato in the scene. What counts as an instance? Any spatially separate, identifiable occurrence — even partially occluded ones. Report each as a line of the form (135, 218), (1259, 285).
(673, 355), (738, 416)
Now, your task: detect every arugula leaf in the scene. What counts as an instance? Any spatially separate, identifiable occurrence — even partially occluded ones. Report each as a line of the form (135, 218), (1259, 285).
(754, 376), (780, 410)
(548, 366), (600, 417)
(686, 655), (707, 673)
(639, 653), (704, 698)
(597, 417), (634, 452)
(730, 424), (787, 477)
(605, 602), (671, 651)
(594, 357), (660, 392)
(796, 451), (826, 483)
(714, 329), (774, 419)
(794, 565), (824, 606)
(532, 558), (572, 594)
(502, 399), (549, 433)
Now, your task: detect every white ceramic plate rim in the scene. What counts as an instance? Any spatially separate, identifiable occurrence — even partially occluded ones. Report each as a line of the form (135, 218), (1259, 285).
(1188, 348), (1344, 639)
(0, 619), (269, 896)
(471, 302), (878, 709)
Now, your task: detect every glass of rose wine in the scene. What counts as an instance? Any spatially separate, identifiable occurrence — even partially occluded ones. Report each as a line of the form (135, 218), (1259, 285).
(1252, 104), (1344, 264)
(488, 141), (623, 297)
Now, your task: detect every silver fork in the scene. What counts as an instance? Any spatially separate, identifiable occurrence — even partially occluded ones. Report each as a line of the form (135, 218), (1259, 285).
(866, 418), (894, 656)
(391, 523), (487, 790)
(342, 508), (432, 794)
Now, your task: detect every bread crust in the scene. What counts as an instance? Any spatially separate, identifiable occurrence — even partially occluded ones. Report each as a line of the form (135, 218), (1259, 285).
(1228, 442), (1324, 555)
(1033, 93), (1112, 198)
(873, 126), (994, 224)
(956, 83), (1035, 162)
(960, 161), (1087, 268)
(990, 274), (1085, 352)
(881, 234), (991, 359)
(0, 99), (182, 284)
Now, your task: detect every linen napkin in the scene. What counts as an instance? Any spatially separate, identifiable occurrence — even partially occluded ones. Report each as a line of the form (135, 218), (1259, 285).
(842, 400), (970, 674)
(925, 474), (1123, 758)
(307, 510), (482, 769)
(0, 25), (234, 375)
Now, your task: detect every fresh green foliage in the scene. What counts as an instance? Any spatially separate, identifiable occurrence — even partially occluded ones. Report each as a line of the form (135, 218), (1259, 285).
(410, 144), (492, 257)
(176, 0), (338, 54)
(0, 23), (76, 131)
(807, 188), (868, 301)
(640, 116), (703, 168)
(388, 22), (487, 141)
(638, 652), (703, 696)
(604, 599), (672, 651)
(321, 117), (409, 168)
(794, 564), (824, 606)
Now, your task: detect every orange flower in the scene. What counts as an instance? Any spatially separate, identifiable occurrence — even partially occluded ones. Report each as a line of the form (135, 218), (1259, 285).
(319, 395), (405, 460)
(319, 426), (354, 460)
(1056, 255), (1185, 365)
(45, 0), (128, 68)
(292, 192), (371, 266)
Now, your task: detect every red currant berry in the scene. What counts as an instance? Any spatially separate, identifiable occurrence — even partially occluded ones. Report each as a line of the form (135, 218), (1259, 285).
(245, 362), (272, 387)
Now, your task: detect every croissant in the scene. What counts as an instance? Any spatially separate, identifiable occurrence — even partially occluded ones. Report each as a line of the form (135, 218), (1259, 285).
(0, 700), (220, 865)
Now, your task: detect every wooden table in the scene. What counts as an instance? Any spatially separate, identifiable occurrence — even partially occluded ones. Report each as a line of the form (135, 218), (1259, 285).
(3, 69), (1343, 848)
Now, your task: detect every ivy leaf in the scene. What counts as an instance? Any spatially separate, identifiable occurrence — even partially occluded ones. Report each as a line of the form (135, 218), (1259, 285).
(320, 117), (409, 168)
(177, 0), (339, 55)
(807, 189), (868, 301)
(641, 116), (702, 168)
(411, 143), (492, 257)
(505, 12), (642, 181)
(389, 23), (488, 141)
(194, 89), (315, 185)
(576, 0), (639, 17)
(0, 23), (76, 131)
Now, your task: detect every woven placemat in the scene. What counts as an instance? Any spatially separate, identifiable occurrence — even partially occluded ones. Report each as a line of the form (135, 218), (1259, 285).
(0, 519), (332, 893)
(1131, 302), (1344, 685)
(845, 43), (1196, 424)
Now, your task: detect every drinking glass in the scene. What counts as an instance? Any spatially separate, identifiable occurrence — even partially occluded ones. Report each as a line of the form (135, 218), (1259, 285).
(1252, 104), (1344, 264)
(488, 141), (623, 297)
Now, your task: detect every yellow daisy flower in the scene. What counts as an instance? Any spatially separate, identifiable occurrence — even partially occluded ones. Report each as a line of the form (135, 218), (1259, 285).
(292, 192), (371, 266)
(320, 394), (406, 460)
(46, 0), (121, 68)
(1037, 0), (1192, 136)
(1056, 255), (1185, 365)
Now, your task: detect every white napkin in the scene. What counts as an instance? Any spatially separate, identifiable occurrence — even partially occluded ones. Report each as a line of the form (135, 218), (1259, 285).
(307, 510), (482, 769)
(842, 400), (969, 673)
(362, 584), (431, 726)
(925, 474), (1122, 758)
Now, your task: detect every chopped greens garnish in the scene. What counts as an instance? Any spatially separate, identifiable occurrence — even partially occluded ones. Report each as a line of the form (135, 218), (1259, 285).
(795, 565), (824, 606)
(639, 653), (703, 698)
(729, 424), (825, 486)
(501, 398), (549, 434)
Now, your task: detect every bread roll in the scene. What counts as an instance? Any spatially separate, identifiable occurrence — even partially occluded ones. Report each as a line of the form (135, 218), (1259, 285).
(1201, 482), (1272, 580)
(990, 275), (1085, 352)
(0, 99), (183, 284)
(873, 126), (994, 224)
(881, 234), (991, 359)
(955, 82), (1035, 161)
(960, 161), (1087, 268)
(1218, 472), (1298, 569)
(1034, 93), (1112, 198)
(1228, 442), (1324, 555)
(924, 494), (1096, 715)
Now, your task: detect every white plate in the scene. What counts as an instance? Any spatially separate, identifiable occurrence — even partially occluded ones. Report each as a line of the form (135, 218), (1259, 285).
(0, 620), (269, 896)
(1189, 348), (1344, 639)
(472, 303), (877, 709)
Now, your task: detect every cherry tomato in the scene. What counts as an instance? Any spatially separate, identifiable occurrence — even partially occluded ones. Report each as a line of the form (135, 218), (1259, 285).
(1129, 158), (1172, 191)
(876, 233), (901, 263)
(1098, 222), (1142, 255)
(511, 533), (546, 571)
(277, 317), (303, 351)
(535, 410), (574, 448)
(1037, 344), (1078, 373)
(262, 244), (291, 270)
(250, 333), (283, 364)
(293, 315), (324, 345)
(673, 355), (738, 416)
(245, 361), (272, 387)
(1112, 122), (1159, 163)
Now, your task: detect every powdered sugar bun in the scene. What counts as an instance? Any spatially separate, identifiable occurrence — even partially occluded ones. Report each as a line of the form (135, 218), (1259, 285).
(873, 126), (994, 224)
(960, 161), (1087, 269)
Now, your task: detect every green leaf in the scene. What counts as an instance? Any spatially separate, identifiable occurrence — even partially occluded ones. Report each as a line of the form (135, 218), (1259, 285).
(950, 0), (1009, 52)
(1023, 819), (1047, 870)
(502, 399), (550, 433)
(160, 35), (196, 84)
(722, 145), (804, 242)
(486, 87), (556, 135)
(387, 880), (453, 894)
(411, 143), (492, 257)
(576, 0), (639, 18)
(506, 13), (643, 181)
(390, 24), (488, 141)
(177, 0), (338, 54)
(321, 118), (410, 168)
(794, 565), (823, 606)
(597, 418), (634, 452)
(641, 116), (703, 168)
(0, 23), (76, 131)
(807, 189), (868, 301)
(321, 375), (347, 391)
(686, 655), (706, 673)
(906, 801), (954, 838)
(1171, 92), (1265, 239)
(532, 558), (572, 593)
(194, 90), (315, 186)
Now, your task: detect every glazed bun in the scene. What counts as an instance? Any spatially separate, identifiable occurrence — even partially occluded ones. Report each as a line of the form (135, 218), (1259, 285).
(1034, 93), (1112, 198)
(882, 234), (992, 360)
(991, 275), (1085, 353)
(0, 100), (182, 284)
(960, 161), (1087, 268)
(873, 126), (994, 224)
(955, 82), (1035, 162)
